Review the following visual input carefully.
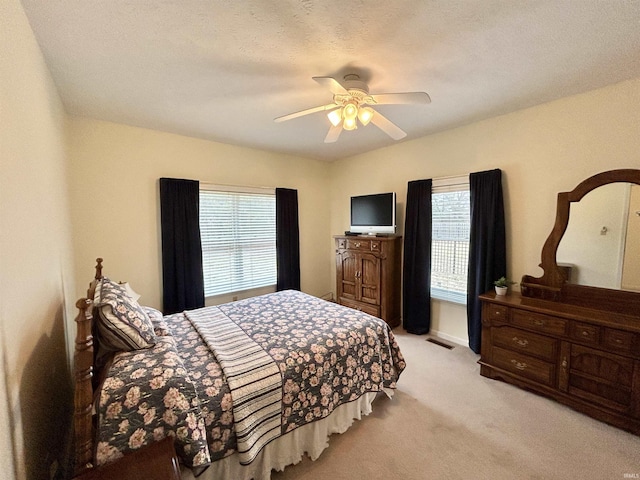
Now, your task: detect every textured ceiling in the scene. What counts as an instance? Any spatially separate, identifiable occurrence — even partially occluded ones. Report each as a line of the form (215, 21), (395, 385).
(20, 0), (640, 161)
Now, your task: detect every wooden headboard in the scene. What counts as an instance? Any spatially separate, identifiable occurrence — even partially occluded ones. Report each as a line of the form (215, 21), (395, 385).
(73, 258), (104, 476)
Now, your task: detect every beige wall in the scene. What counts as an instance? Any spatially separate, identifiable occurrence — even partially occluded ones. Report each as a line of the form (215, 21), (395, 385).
(330, 77), (640, 344)
(0, 0), (76, 478)
(67, 118), (333, 310)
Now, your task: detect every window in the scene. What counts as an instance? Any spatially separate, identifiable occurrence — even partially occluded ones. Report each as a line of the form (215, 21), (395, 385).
(199, 185), (277, 297)
(431, 177), (470, 304)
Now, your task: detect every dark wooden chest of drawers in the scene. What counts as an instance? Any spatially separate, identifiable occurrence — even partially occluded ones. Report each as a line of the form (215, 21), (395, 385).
(335, 235), (402, 327)
(479, 292), (640, 435)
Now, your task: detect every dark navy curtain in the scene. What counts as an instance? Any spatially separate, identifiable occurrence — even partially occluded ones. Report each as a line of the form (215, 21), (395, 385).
(275, 188), (301, 291)
(159, 178), (205, 314)
(403, 179), (432, 334)
(467, 169), (506, 353)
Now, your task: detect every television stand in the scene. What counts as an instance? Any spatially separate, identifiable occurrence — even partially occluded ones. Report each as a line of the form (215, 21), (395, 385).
(334, 235), (402, 328)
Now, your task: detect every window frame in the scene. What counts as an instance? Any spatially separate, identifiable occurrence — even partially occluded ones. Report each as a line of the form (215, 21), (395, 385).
(430, 175), (470, 305)
(199, 183), (277, 299)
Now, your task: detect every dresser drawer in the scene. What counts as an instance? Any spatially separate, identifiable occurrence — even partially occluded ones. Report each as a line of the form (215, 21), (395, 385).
(347, 239), (372, 251)
(511, 310), (568, 336)
(569, 322), (600, 345)
(603, 328), (636, 355)
(346, 238), (382, 252)
(339, 298), (381, 318)
(492, 326), (557, 362)
(483, 304), (509, 323)
(339, 238), (382, 252)
(492, 346), (556, 387)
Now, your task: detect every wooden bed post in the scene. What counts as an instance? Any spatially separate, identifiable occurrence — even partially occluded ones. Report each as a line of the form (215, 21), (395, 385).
(94, 257), (103, 282)
(73, 297), (95, 476)
(73, 258), (103, 476)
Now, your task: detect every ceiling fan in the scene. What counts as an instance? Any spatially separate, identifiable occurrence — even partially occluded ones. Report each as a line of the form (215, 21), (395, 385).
(274, 74), (431, 143)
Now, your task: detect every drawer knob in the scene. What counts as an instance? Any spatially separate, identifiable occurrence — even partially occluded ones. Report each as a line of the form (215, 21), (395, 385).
(615, 338), (623, 344)
(495, 310), (502, 316)
(512, 337), (529, 347)
(354, 242), (361, 247)
(561, 357), (568, 369)
(582, 330), (589, 337)
(533, 319), (545, 326)
(511, 359), (527, 371)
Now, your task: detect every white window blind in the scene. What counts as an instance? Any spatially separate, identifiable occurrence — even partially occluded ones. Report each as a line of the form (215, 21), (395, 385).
(199, 187), (277, 297)
(431, 177), (470, 304)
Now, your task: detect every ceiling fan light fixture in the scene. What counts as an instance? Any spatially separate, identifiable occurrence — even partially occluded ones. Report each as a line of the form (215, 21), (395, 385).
(327, 108), (343, 127)
(358, 107), (374, 126)
(343, 117), (357, 131)
(277, 75), (430, 143)
(343, 101), (358, 121)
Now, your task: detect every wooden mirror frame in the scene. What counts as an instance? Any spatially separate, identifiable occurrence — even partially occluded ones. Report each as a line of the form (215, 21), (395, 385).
(521, 169), (640, 315)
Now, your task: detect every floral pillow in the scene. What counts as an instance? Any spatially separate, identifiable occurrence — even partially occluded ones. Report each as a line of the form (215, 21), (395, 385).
(94, 278), (156, 351)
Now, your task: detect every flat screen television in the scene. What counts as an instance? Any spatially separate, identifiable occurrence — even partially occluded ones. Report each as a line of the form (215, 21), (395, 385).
(350, 192), (396, 235)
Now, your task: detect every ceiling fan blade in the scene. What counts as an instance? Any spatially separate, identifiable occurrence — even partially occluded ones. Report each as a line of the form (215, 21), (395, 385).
(274, 103), (336, 123)
(312, 76), (348, 95)
(370, 92), (431, 105)
(370, 111), (407, 140)
(324, 124), (343, 143)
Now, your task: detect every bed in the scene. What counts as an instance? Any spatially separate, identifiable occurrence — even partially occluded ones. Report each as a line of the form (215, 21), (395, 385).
(73, 259), (406, 479)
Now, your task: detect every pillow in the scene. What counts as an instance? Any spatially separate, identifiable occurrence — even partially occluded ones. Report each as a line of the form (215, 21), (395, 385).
(93, 277), (156, 351)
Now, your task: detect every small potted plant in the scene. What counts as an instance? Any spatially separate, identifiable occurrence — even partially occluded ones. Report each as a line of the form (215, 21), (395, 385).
(493, 276), (516, 295)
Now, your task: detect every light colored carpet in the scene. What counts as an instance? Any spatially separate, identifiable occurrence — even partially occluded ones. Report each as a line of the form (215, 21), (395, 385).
(272, 329), (640, 480)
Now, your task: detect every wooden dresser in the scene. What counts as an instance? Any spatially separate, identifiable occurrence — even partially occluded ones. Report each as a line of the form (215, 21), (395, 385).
(335, 235), (402, 328)
(479, 291), (640, 434)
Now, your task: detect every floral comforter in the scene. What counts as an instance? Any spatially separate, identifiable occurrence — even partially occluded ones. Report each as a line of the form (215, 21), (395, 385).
(96, 290), (406, 470)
